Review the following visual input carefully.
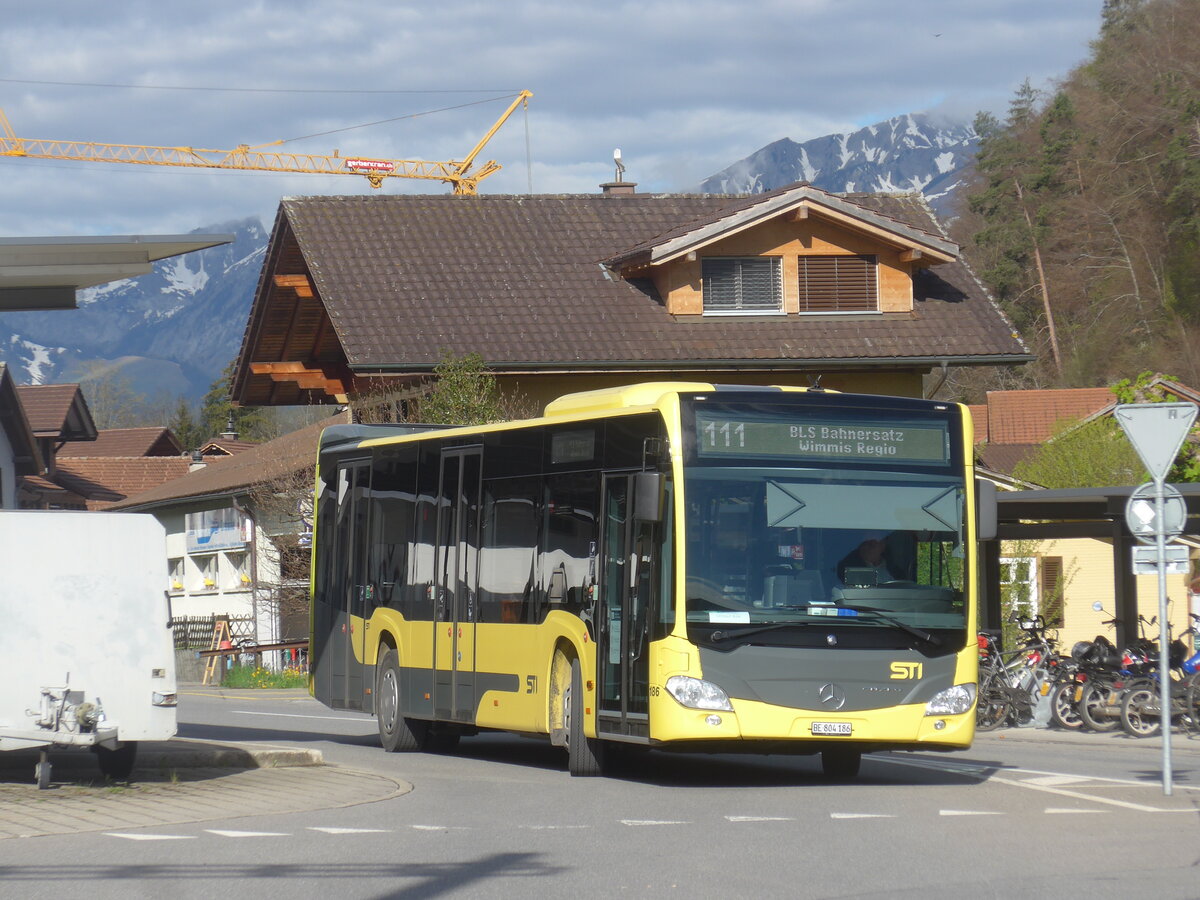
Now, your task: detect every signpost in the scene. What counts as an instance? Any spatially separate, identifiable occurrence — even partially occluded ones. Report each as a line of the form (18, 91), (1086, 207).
(1115, 402), (1198, 796)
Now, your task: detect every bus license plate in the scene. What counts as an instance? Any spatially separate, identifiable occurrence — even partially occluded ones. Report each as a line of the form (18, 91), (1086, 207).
(811, 722), (852, 736)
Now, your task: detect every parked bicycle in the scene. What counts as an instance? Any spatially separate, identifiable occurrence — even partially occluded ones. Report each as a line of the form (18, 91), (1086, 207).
(976, 615), (1061, 731)
(1119, 614), (1200, 738)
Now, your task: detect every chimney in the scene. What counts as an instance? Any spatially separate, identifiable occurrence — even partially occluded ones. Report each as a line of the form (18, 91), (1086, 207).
(220, 413), (239, 441)
(601, 147), (636, 195)
(189, 449), (206, 472)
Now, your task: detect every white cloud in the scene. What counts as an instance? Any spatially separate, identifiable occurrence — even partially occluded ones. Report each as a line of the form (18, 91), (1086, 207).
(0, 0), (1102, 235)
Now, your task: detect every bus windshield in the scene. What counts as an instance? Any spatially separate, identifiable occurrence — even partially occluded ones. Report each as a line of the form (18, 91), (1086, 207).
(683, 466), (966, 634)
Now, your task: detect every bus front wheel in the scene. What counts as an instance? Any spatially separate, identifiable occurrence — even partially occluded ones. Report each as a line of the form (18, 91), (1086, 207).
(564, 657), (605, 777)
(377, 649), (428, 752)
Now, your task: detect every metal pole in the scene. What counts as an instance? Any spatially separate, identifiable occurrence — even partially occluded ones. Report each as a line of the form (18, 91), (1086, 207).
(1155, 481), (1173, 796)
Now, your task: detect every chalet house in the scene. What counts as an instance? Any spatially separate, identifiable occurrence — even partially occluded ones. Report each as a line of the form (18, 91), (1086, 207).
(231, 182), (1030, 411)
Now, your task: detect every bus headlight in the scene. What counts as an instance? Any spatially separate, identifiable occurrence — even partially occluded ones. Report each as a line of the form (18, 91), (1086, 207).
(924, 683), (976, 716)
(666, 675), (733, 711)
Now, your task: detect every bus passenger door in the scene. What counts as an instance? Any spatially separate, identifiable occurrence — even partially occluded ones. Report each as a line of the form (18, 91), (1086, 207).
(332, 459), (372, 710)
(433, 447), (482, 722)
(597, 473), (653, 737)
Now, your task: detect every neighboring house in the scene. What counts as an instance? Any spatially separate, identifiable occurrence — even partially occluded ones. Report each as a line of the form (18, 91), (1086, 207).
(199, 437), (258, 457)
(0, 364), (41, 508)
(108, 414), (344, 645)
(971, 387), (1115, 475)
(231, 181), (1030, 411)
(971, 387), (1200, 648)
(12, 390), (190, 510)
(15, 383), (99, 508)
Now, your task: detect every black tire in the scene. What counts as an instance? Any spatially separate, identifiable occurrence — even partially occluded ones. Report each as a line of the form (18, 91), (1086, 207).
(35, 759), (51, 790)
(821, 749), (862, 778)
(1078, 682), (1121, 732)
(1120, 685), (1162, 738)
(1049, 682), (1083, 730)
(564, 657), (605, 776)
(1185, 674), (1200, 736)
(975, 676), (1011, 731)
(95, 742), (137, 780)
(377, 649), (428, 752)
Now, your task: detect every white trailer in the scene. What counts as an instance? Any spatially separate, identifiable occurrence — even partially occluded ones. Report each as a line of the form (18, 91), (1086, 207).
(0, 511), (177, 787)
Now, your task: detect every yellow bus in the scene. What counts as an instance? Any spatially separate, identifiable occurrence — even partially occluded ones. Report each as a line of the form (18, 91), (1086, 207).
(310, 382), (990, 776)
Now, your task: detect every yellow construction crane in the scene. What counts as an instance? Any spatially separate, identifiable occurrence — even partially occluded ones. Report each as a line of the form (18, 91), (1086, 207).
(0, 90), (531, 194)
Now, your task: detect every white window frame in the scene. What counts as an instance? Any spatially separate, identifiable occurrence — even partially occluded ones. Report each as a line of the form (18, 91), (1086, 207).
(701, 256), (784, 315)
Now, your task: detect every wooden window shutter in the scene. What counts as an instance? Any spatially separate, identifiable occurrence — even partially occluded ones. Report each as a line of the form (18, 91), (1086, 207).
(1039, 556), (1064, 628)
(798, 255), (878, 312)
(702, 257), (782, 313)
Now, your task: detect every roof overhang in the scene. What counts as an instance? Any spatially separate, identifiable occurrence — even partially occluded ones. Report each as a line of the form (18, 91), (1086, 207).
(0, 234), (233, 311)
(608, 186), (959, 271)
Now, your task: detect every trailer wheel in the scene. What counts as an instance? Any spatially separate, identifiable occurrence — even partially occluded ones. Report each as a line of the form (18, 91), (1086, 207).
(95, 742), (137, 780)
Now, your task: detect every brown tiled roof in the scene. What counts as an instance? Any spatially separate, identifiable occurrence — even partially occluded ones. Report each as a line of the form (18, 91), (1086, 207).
(238, 191), (1027, 398)
(109, 414), (345, 510)
(985, 388), (1114, 444)
(14, 383), (94, 438)
(54, 458), (191, 510)
(57, 427), (182, 458)
(977, 443), (1040, 475)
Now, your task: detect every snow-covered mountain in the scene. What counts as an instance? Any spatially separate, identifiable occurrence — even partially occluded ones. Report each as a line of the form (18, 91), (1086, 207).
(0, 218), (267, 403)
(700, 113), (977, 218)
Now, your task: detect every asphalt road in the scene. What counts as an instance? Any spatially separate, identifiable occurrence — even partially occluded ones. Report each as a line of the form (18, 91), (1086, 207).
(2, 687), (1198, 899)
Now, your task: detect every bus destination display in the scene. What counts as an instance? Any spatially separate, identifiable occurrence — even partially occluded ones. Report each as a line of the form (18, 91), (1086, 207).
(696, 412), (949, 464)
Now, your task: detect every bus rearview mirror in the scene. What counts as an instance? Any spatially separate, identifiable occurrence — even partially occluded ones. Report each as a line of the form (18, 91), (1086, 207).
(976, 478), (997, 541)
(634, 472), (663, 523)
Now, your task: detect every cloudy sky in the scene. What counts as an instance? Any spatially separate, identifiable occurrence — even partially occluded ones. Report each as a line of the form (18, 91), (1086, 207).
(0, 0), (1103, 237)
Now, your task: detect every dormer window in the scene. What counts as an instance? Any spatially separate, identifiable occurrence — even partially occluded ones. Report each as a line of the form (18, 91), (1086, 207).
(798, 255), (878, 313)
(702, 257), (782, 314)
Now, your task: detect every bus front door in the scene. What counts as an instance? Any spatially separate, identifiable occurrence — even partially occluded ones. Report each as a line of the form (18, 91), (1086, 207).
(597, 473), (652, 738)
(432, 447), (482, 723)
(330, 459), (371, 710)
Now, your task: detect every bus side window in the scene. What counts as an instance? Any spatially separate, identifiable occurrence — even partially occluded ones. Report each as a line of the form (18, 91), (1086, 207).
(542, 472), (599, 626)
(368, 448), (419, 615)
(479, 477), (540, 624)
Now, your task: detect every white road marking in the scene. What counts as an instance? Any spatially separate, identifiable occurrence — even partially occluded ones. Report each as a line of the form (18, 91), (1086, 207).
(411, 824), (468, 831)
(939, 810), (1002, 816)
(726, 816), (796, 822)
(231, 710), (369, 722)
(309, 827), (392, 834)
(881, 756), (1200, 813)
(105, 833), (196, 841)
(830, 813), (896, 819)
(206, 829), (290, 837)
(1022, 774), (1094, 786)
(519, 824), (591, 830)
(621, 819), (690, 826)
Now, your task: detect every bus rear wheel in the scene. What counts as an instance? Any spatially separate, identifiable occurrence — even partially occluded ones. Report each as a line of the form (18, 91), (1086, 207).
(563, 657), (605, 777)
(377, 649), (428, 752)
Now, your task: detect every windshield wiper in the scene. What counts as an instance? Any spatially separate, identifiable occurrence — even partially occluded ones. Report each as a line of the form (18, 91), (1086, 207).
(837, 605), (942, 647)
(709, 622), (809, 643)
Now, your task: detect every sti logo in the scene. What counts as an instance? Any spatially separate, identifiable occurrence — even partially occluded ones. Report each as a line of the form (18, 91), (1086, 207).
(890, 662), (923, 680)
